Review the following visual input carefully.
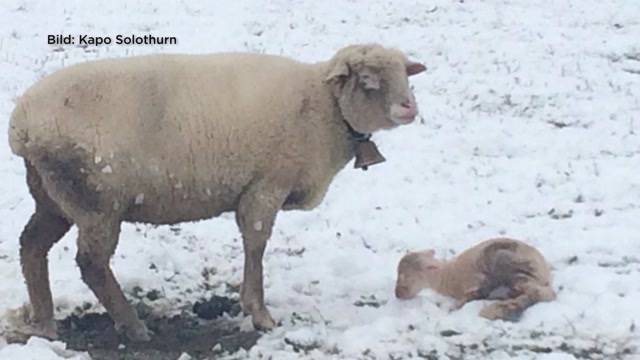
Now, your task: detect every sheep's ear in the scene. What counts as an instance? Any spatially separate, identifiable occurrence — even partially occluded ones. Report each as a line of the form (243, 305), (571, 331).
(325, 60), (350, 83)
(423, 260), (440, 270)
(357, 66), (380, 90)
(421, 249), (435, 257)
(406, 61), (426, 76)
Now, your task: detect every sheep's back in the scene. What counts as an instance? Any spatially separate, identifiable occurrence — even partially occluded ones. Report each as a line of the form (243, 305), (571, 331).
(9, 53), (316, 222)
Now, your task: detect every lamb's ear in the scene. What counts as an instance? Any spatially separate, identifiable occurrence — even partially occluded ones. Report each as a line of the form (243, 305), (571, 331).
(325, 60), (350, 84)
(406, 61), (426, 76)
(357, 66), (380, 90)
(423, 260), (440, 270)
(421, 249), (435, 257)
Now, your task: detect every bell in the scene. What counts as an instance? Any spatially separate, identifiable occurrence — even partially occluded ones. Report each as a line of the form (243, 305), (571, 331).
(354, 140), (386, 170)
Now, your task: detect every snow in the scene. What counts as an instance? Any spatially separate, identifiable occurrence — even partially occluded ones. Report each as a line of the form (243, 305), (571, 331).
(0, 337), (89, 360)
(0, 0), (639, 359)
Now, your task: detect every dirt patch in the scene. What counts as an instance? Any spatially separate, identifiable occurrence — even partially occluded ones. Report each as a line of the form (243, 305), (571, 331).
(57, 296), (260, 360)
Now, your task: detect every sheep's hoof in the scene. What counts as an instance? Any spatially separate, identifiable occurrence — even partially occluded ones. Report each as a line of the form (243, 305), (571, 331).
(4, 321), (58, 343)
(479, 302), (523, 322)
(251, 309), (276, 331)
(479, 306), (501, 320)
(3, 306), (58, 341)
(116, 321), (152, 342)
(34, 321), (59, 340)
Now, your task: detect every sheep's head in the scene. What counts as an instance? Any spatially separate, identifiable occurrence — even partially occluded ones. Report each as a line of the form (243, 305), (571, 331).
(325, 44), (426, 134)
(395, 249), (441, 299)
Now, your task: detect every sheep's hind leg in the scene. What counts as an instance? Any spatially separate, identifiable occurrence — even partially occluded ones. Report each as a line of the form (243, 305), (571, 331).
(19, 209), (71, 339)
(479, 280), (555, 321)
(236, 180), (290, 331)
(17, 161), (72, 340)
(75, 218), (151, 341)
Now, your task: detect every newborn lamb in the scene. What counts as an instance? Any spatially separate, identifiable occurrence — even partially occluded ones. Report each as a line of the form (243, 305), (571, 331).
(395, 238), (555, 321)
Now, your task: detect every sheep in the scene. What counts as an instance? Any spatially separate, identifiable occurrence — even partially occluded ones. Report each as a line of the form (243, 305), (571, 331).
(8, 44), (426, 341)
(395, 238), (556, 321)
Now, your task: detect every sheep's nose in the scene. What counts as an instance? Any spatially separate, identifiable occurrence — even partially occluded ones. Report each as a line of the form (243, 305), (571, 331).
(391, 101), (417, 122)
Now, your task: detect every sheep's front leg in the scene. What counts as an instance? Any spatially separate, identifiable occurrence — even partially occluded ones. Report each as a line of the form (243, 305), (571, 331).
(453, 286), (483, 310)
(236, 181), (289, 331)
(453, 273), (491, 310)
(76, 217), (151, 341)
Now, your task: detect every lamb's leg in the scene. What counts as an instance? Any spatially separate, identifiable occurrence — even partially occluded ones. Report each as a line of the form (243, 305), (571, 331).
(75, 218), (150, 341)
(236, 180), (289, 331)
(19, 209), (71, 339)
(453, 273), (492, 310)
(479, 280), (555, 321)
(453, 286), (483, 310)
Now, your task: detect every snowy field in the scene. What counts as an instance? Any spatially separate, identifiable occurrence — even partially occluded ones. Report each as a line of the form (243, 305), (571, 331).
(1, 0), (639, 359)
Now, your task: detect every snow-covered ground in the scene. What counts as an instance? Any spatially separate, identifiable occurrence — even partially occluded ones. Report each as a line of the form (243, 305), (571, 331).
(1, 0), (639, 359)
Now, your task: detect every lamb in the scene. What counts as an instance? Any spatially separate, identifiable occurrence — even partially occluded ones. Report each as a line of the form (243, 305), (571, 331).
(395, 238), (555, 321)
(8, 44), (426, 341)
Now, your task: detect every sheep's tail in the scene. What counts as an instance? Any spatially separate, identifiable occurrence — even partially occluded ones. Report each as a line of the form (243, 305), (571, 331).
(8, 101), (29, 157)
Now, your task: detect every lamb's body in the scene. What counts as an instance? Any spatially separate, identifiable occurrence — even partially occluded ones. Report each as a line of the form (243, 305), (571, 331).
(9, 45), (425, 341)
(395, 238), (555, 321)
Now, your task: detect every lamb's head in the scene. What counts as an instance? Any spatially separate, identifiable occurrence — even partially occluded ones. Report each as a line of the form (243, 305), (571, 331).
(325, 44), (426, 134)
(395, 249), (441, 299)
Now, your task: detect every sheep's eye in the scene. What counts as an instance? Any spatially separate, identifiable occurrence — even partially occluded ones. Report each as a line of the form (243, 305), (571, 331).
(362, 86), (376, 97)
(360, 81), (377, 91)
(358, 72), (381, 92)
